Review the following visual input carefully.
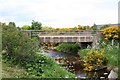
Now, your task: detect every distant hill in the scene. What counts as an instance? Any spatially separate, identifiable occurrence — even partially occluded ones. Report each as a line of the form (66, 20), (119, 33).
(96, 24), (118, 29)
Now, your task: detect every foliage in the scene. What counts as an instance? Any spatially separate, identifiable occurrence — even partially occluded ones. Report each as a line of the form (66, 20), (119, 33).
(91, 23), (97, 30)
(2, 22), (76, 78)
(98, 39), (119, 66)
(41, 26), (54, 30)
(2, 22), (39, 57)
(8, 22), (16, 27)
(101, 26), (120, 40)
(2, 52), (76, 78)
(31, 20), (42, 30)
(78, 48), (91, 57)
(41, 25), (91, 31)
(21, 25), (31, 30)
(55, 28), (74, 31)
(83, 50), (108, 71)
(79, 39), (119, 70)
(2, 59), (27, 78)
(56, 43), (79, 54)
(75, 25), (91, 30)
(100, 25), (109, 30)
(20, 20), (42, 30)
(40, 42), (57, 47)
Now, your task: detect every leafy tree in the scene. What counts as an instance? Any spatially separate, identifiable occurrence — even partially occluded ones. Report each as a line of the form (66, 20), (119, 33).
(8, 22), (16, 27)
(2, 22), (39, 57)
(31, 20), (42, 30)
(91, 23), (97, 30)
(21, 25), (31, 30)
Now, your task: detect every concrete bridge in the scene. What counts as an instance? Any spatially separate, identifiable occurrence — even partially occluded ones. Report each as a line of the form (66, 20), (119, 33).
(21, 30), (102, 48)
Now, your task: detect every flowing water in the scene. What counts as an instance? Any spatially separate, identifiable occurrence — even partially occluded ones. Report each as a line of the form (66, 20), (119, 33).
(44, 50), (109, 79)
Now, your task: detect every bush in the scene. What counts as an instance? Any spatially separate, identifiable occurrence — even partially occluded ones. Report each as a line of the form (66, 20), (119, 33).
(78, 48), (91, 57)
(2, 22), (39, 58)
(56, 43), (79, 54)
(101, 26), (120, 41)
(83, 50), (108, 71)
(2, 52), (76, 78)
(79, 39), (119, 71)
(98, 39), (119, 66)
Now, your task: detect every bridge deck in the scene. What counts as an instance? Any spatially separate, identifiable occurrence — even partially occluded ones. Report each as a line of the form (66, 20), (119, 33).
(39, 35), (94, 42)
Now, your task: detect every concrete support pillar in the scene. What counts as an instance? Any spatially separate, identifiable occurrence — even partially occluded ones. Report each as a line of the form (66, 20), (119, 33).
(92, 36), (97, 48)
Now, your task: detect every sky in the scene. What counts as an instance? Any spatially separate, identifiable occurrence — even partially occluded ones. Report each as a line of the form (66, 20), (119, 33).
(0, 0), (119, 28)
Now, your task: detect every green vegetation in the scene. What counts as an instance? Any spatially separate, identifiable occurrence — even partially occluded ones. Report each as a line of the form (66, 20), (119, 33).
(2, 52), (75, 78)
(56, 43), (79, 54)
(21, 20), (42, 30)
(2, 59), (27, 78)
(1, 21), (119, 78)
(31, 20), (42, 30)
(1, 22), (76, 78)
(21, 25), (31, 30)
(101, 26), (120, 41)
(79, 39), (119, 67)
(2, 22), (39, 57)
(83, 49), (108, 71)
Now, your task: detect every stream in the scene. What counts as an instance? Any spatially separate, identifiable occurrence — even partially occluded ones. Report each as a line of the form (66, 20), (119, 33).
(44, 49), (109, 79)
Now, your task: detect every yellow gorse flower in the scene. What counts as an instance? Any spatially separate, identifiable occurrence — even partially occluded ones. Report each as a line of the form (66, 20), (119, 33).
(83, 50), (107, 72)
(101, 26), (119, 40)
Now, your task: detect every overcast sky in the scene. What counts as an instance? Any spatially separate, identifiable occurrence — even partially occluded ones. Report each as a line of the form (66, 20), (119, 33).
(0, 0), (119, 28)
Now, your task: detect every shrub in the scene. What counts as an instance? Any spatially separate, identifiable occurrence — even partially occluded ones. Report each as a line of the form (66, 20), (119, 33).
(101, 26), (120, 41)
(56, 43), (79, 54)
(2, 52), (76, 78)
(2, 22), (39, 58)
(78, 48), (91, 58)
(83, 50), (108, 71)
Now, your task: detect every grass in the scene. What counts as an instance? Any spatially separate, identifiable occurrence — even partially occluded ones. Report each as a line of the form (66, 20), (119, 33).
(78, 44), (119, 67)
(104, 47), (118, 66)
(2, 61), (27, 78)
(2, 52), (76, 78)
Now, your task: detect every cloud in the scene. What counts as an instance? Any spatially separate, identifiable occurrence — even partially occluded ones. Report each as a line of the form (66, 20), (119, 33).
(0, 0), (118, 27)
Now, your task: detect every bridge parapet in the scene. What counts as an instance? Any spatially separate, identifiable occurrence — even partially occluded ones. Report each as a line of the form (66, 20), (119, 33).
(39, 36), (94, 43)
(21, 30), (101, 37)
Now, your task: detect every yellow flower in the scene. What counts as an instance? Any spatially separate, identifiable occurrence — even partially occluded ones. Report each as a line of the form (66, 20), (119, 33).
(105, 37), (108, 40)
(113, 35), (118, 39)
(88, 66), (93, 71)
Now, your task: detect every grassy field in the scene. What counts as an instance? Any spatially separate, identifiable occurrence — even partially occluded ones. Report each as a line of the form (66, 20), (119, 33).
(2, 61), (27, 78)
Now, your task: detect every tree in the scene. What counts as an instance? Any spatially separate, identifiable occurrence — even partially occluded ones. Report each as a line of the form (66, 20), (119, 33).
(21, 25), (31, 30)
(31, 20), (42, 30)
(2, 22), (39, 57)
(92, 23), (97, 30)
(8, 22), (16, 27)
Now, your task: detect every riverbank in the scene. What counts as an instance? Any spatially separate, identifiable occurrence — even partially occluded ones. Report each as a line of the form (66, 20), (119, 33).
(42, 49), (112, 79)
(2, 51), (76, 78)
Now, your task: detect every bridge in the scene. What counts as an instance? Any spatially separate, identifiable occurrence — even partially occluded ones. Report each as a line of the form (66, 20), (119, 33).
(21, 30), (102, 48)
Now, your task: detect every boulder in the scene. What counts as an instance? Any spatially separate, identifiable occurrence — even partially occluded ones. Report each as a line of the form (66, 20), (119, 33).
(108, 67), (118, 80)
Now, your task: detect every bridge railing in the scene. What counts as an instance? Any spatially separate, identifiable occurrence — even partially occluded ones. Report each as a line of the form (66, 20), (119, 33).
(21, 30), (101, 37)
